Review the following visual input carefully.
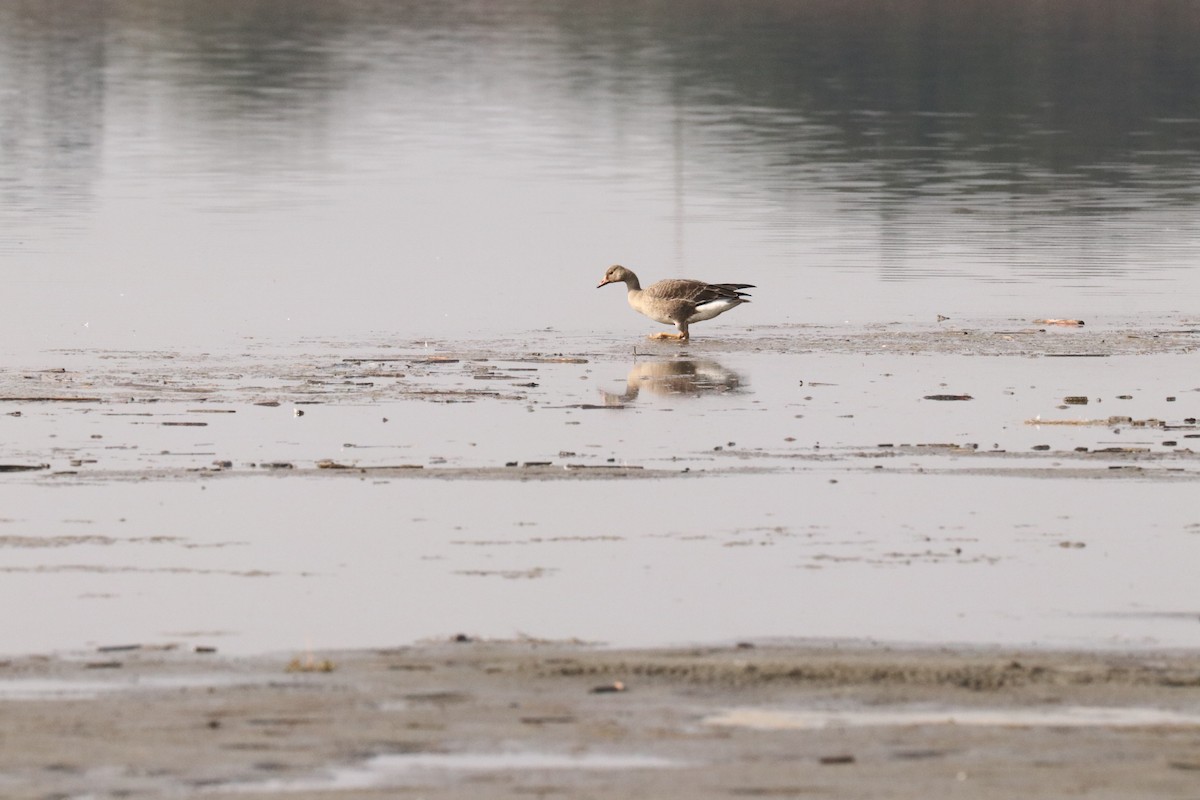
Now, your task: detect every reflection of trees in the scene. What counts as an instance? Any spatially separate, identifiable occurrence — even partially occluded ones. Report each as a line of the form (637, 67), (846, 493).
(3, 0), (1198, 215)
(0, 2), (106, 217)
(138, 1), (354, 102)
(554, 0), (1200, 198)
(601, 359), (744, 405)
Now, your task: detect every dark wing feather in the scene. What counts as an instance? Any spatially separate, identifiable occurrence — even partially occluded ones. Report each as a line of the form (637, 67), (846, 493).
(710, 283), (754, 300)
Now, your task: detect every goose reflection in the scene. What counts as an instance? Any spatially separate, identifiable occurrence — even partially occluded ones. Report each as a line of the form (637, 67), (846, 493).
(601, 358), (744, 404)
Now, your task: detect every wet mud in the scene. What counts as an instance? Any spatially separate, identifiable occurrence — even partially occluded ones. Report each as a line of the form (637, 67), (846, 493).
(2, 320), (1198, 484)
(1, 640), (1199, 798)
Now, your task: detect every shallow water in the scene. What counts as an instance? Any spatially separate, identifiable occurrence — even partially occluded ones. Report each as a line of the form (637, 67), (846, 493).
(1, 330), (1198, 655)
(6, 468), (1200, 654)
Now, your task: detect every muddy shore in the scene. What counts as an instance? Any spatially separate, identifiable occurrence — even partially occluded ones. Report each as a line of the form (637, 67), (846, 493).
(2, 640), (1200, 798)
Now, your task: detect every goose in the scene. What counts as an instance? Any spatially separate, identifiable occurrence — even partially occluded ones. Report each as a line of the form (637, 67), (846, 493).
(596, 264), (753, 341)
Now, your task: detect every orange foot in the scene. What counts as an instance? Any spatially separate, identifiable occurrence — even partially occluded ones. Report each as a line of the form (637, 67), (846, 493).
(647, 332), (688, 341)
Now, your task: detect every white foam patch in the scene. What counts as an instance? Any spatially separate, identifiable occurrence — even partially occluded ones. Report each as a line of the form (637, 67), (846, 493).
(0, 680), (123, 700)
(223, 751), (682, 792)
(705, 706), (1200, 730)
(0, 674), (295, 701)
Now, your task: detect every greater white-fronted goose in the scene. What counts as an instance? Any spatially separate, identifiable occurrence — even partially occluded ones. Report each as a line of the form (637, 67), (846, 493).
(596, 265), (753, 341)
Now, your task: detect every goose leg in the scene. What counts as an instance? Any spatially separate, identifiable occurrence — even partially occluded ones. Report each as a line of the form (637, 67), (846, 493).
(647, 322), (689, 342)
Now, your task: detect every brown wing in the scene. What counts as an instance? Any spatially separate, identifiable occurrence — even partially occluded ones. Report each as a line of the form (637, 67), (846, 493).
(644, 279), (754, 308)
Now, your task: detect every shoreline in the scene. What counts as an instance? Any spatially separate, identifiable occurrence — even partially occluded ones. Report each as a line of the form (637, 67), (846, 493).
(3, 640), (1199, 798)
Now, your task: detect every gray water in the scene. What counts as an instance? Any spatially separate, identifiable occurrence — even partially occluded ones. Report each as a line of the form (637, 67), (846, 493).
(3, 1), (1200, 656)
(3, 0), (1199, 355)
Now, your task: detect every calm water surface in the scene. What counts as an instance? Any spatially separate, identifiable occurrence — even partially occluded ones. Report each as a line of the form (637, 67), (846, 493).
(3, 0), (1199, 355)
(3, 1), (1200, 655)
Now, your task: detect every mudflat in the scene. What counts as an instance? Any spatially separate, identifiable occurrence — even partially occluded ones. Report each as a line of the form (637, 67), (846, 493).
(2, 640), (1200, 798)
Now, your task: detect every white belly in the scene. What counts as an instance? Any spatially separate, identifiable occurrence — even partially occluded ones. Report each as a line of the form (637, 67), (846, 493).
(686, 298), (740, 323)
